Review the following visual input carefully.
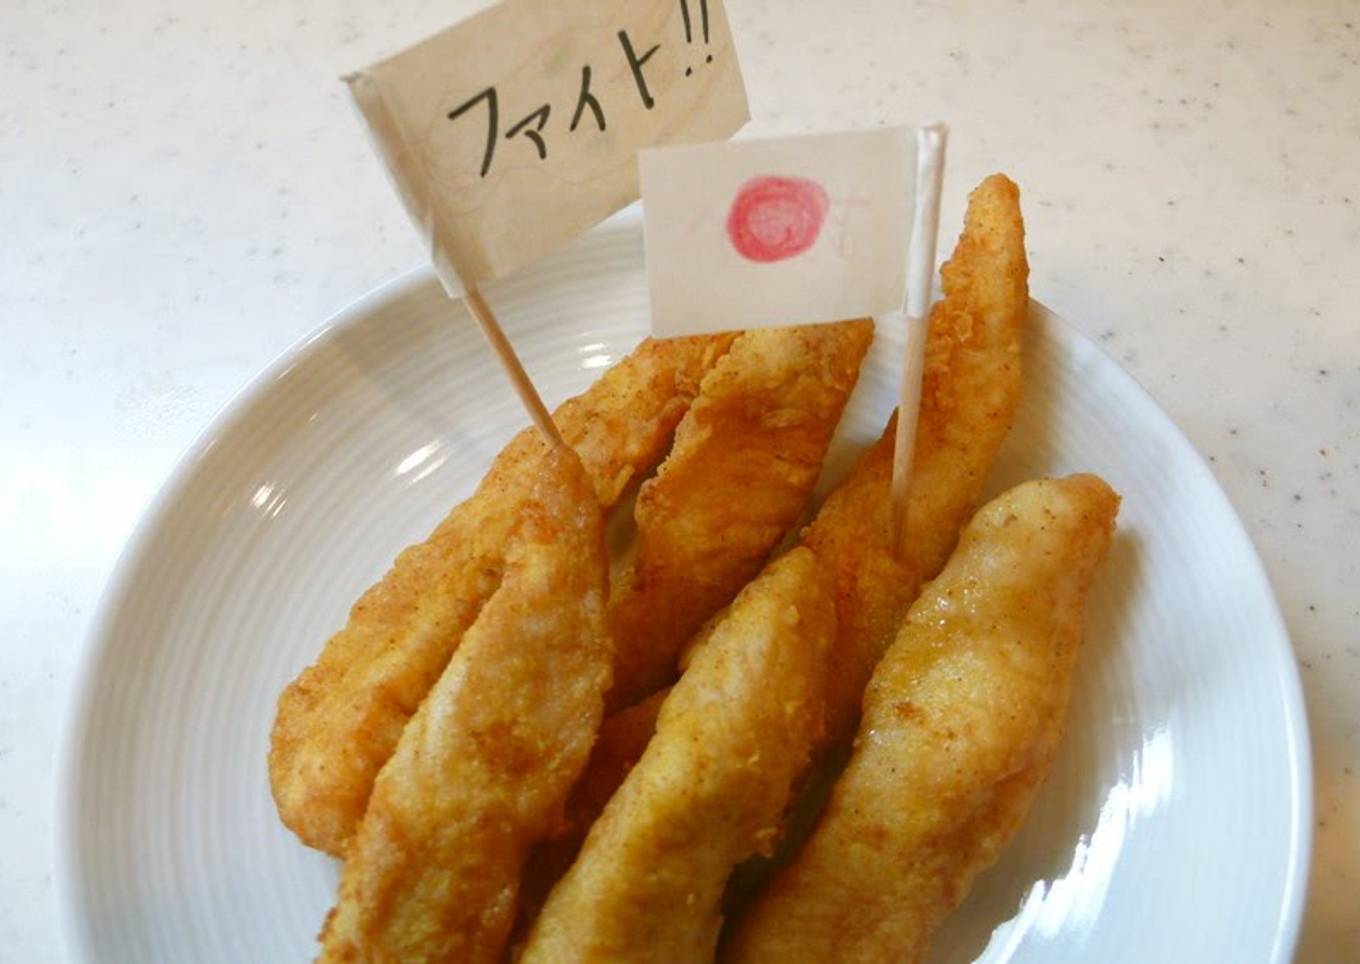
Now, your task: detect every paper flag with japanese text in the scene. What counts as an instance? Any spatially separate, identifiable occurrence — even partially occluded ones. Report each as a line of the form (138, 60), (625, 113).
(346, 0), (749, 297)
(640, 127), (921, 336)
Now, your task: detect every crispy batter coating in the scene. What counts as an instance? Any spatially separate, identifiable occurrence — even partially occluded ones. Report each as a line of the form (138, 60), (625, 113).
(520, 548), (835, 964)
(318, 445), (610, 964)
(806, 172), (1029, 745)
(512, 689), (668, 944)
(607, 321), (873, 709)
(562, 688), (668, 834)
(724, 475), (1119, 964)
(269, 335), (733, 856)
(560, 335), (739, 508)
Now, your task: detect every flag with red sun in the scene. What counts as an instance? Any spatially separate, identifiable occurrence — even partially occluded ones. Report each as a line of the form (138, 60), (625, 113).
(640, 127), (915, 336)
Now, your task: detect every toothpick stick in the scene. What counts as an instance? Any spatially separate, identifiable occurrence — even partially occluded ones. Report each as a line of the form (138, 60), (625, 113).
(891, 124), (948, 555)
(463, 287), (565, 448)
(344, 72), (564, 449)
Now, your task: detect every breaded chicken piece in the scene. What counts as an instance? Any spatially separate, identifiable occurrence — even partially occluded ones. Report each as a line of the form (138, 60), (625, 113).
(318, 445), (610, 964)
(561, 688), (668, 836)
(560, 335), (740, 508)
(512, 689), (669, 946)
(269, 334), (733, 856)
(607, 320), (873, 709)
(723, 475), (1120, 964)
(520, 548), (835, 964)
(807, 172), (1029, 745)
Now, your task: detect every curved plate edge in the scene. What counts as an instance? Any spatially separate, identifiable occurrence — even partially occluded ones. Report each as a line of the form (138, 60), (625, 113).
(53, 266), (434, 963)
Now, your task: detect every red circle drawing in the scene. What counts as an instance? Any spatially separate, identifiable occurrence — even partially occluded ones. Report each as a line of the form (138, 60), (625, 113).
(725, 175), (830, 263)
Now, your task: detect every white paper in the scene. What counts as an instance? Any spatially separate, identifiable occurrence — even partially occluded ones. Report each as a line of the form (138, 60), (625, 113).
(347, 0), (750, 296)
(640, 127), (914, 336)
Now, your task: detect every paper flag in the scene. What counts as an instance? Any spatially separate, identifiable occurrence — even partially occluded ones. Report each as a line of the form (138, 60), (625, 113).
(640, 127), (917, 336)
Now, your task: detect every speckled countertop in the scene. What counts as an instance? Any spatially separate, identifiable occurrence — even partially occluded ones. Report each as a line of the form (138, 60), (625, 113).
(2, 0), (1356, 959)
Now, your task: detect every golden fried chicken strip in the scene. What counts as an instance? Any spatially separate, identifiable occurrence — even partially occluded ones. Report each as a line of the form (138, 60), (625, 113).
(562, 688), (668, 833)
(269, 334), (732, 856)
(512, 689), (668, 945)
(724, 475), (1119, 964)
(560, 335), (739, 508)
(607, 320), (873, 709)
(318, 445), (610, 964)
(807, 172), (1029, 745)
(520, 548), (835, 964)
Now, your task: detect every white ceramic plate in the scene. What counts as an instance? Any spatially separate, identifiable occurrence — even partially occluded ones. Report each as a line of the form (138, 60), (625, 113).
(57, 215), (1311, 963)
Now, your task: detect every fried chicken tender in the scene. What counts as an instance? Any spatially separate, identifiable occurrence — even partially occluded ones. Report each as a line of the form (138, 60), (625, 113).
(607, 320), (873, 709)
(520, 548), (835, 964)
(512, 689), (668, 943)
(807, 172), (1029, 746)
(562, 688), (668, 835)
(723, 475), (1120, 964)
(269, 334), (733, 856)
(318, 445), (610, 964)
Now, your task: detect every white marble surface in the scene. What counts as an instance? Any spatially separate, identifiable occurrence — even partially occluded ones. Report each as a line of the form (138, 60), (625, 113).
(1, 0), (1355, 959)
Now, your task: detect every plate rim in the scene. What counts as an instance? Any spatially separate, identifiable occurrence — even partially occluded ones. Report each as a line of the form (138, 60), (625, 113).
(54, 263), (1313, 963)
(53, 267), (432, 961)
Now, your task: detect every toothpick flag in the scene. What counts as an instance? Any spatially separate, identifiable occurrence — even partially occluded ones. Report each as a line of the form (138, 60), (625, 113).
(346, 0), (750, 299)
(640, 124), (948, 555)
(344, 0), (749, 444)
(892, 124), (948, 551)
(639, 126), (930, 336)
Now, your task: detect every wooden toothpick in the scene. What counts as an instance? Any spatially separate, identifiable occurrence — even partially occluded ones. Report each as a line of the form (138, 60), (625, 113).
(891, 124), (948, 556)
(344, 72), (564, 450)
(462, 287), (565, 448)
